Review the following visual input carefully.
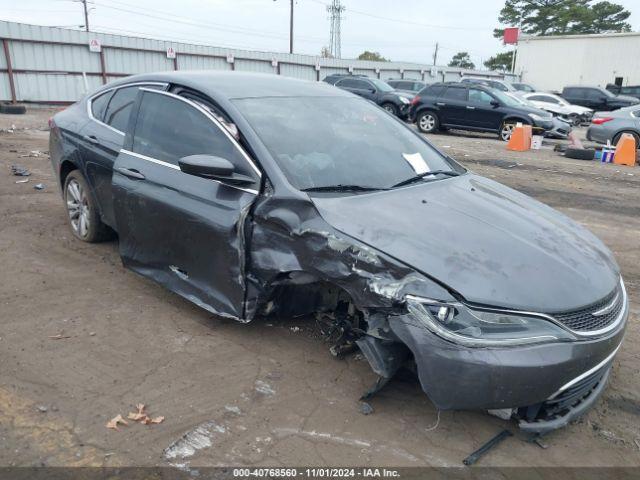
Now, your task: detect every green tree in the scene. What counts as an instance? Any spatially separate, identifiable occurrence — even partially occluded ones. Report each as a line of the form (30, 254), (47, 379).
(357, 51), (389, 61)
(493, 0), (631, 38)
(484, 51), (514, 72)
(448, 51), (475, 69)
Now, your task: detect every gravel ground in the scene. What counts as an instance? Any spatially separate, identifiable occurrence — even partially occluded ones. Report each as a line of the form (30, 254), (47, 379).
(1, 108), (639, 469)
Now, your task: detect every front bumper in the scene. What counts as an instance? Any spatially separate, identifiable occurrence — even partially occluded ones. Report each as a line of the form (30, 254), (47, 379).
(388, 297), (627, 429)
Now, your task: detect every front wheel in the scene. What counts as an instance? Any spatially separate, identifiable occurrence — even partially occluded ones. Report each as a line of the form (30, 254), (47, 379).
(568, 113), (581, 126)
(500, 122), (517, 141)
(417, 111), (439, 133)
(63, 171), (112, 242)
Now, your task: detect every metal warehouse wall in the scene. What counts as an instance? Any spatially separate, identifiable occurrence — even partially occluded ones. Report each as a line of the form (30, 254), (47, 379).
(0, 20), (517, 103)
(516, 32), (640, 92)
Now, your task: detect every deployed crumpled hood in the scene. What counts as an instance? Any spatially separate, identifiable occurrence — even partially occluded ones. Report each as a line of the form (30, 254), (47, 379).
(312, 174), (619, 312)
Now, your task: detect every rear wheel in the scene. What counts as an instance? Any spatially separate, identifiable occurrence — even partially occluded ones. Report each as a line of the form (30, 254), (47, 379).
(417, 111), (439, 133)
(63, 171), (111, 242)
(381, 102), (398, 116)
(613, 131), (640, 149)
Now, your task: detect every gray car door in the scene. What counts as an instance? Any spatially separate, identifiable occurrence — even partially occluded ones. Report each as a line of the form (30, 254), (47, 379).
(111, 88), (262, 319)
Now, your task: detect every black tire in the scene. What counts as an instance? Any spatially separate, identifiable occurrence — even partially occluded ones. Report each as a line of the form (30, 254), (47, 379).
(564, 148), (595, 160)
(0, 103), (26, 115)
(63, 170), (112, 242)
(416, 111), (439, 133)
(613, 131), (640, 149)
(381, 102), (398, 117)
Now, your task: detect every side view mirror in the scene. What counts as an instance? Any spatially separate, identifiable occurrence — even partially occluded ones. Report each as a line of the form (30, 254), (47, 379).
(490, 99), (501, 107)
(368, 88), (376, 94)
(178, 155), (254, 185)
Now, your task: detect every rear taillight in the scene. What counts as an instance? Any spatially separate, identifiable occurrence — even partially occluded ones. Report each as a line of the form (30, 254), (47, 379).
(592, 117), (613, 125)
(410, 95), (421, 106)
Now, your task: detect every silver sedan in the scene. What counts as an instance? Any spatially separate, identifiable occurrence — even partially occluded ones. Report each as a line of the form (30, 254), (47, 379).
(587, 105), (640, 147)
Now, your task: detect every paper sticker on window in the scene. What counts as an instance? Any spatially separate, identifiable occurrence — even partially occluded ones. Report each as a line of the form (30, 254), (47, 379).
(402, 152), (430, 174)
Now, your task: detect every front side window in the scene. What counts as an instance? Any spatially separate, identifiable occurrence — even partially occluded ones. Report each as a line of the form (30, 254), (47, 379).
(132, 92), (250, 172)
(233, 96), (461, 191)
(90, 91), (112, 121)
(369, 79), (394, 92)
(468, 88), (494, 105)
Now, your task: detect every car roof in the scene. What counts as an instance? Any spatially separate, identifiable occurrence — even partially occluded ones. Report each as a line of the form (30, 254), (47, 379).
(94, 71), (351, 99)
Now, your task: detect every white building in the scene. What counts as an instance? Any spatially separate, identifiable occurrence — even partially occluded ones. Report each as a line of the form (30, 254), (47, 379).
(515, 31), (640, 91)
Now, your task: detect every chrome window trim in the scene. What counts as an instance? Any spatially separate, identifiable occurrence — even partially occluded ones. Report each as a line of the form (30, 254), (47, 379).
(137, 87), (262, 178)
(119, 149), (259, 196)
(86, 81), (168, 136)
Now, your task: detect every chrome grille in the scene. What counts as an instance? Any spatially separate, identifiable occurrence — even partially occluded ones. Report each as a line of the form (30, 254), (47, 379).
(552, 285), (623, 332)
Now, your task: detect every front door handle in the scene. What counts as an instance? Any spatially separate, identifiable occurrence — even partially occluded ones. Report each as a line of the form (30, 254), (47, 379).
(436, 102), (446, 106)
(83, 134), (99, 144)
(466, 106), (476, 110)
(116, 167), (146, 180)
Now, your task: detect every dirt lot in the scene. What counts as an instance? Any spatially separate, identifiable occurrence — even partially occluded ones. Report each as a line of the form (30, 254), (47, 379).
(1, 108), (639, 469)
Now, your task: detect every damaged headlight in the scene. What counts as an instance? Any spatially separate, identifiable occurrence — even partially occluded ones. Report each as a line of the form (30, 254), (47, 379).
(405, 295), (576, 347)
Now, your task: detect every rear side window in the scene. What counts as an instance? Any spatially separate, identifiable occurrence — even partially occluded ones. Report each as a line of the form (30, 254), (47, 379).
(132, 91), (250, 171)
(104, 86), (140, 132)
(90, 91), (112, 121)
(421, 84), (446, 97)
(564, 88), (584, 98)
(443, 87), (467, 101)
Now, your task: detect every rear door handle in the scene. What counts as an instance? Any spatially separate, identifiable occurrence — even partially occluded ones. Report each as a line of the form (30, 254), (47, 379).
(436, 102), (446, 106)
(466, 106), (476, 110)
(116, 167), (146, 180)
(83, 134), (99, 144)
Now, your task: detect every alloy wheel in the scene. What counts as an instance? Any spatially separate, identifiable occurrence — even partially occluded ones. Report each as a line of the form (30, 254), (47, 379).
(66, 179), (90, 238)
(419, 114), (436, 132)
(501, 123), (515, 141)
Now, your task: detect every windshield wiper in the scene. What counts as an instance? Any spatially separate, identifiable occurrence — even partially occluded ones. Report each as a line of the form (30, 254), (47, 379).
(392, 170), (461, 188)
(302, 184), (388, 192)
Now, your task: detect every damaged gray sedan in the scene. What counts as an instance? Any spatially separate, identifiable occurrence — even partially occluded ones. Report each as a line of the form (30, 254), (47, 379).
(49, 72), (628, 434)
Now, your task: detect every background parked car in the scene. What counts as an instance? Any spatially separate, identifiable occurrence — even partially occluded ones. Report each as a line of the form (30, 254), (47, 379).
(409, 82), (553, 141)
(522, 92), (593, 126)
(323, 73), (368, 85)
(606, 84), (640, 101)
(329, 76), (412, 118)
(561, 86), (640, 111)
(504, 93), (572, 139)
(460, 77), (517, 92)
(386, 79), (428, 96)
(512, 82), (537, 93)
(587, 105), (640, 148)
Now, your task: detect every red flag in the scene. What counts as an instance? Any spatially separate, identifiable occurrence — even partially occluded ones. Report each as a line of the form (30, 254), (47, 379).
(503, 27), (519, 45)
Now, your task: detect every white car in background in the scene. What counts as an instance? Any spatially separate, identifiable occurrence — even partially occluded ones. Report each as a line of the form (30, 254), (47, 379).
(521, 92), (593, 126)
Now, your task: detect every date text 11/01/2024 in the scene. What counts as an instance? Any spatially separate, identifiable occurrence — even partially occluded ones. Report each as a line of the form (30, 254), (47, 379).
(232, 468), (401, 478)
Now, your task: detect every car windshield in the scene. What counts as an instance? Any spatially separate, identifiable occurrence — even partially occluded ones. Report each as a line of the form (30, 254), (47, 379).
(491, 90), (522, 107)
(234, 96), (461, 191)
(601, 88), (616, 97)
(370, 78), (394, 92)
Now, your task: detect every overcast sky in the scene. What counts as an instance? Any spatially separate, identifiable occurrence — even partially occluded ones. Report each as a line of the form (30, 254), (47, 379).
(1, 0), (638, 68)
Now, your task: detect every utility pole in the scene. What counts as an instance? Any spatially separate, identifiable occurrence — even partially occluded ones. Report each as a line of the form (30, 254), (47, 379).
(82, 0), (90, 32)
(289, 0), (294, 54)
(432, 43), (439, 66)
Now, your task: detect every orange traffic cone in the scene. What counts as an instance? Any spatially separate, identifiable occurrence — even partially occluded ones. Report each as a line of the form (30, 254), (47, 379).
(613, 133), (637, 167)
(507, 123), (532, 151)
